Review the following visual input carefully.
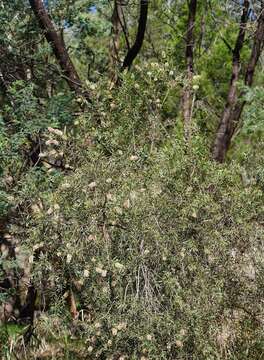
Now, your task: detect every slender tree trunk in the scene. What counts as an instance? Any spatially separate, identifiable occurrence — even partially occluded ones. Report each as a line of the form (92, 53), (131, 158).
(29, 0), (89, 100)
(228, 5), (264, 138)
(109, 1), (126, 85)
(122, 0), (149, 70)
(213, 1), (257, 162)
(182, 0), (197, 141)
(197, 1), (207, 56)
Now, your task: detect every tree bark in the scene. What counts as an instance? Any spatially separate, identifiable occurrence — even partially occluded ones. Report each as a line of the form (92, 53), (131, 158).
(122, 0), (149, 70)
(212, 1), (249, 162)
(229, 4), (264, 136)
(109, 1), (126, 85)
(29, 0), (89, 100)
(182, 0), (197, 141)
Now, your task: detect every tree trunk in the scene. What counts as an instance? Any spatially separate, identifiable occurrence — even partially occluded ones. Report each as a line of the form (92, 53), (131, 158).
(212, 0), (249, 162)
(122, 0), (149, 70)
(182, 0), (197, 142)
(109, 1), (126, 85)
(29, 0), (89, 100)
(228, 5), (264, 139)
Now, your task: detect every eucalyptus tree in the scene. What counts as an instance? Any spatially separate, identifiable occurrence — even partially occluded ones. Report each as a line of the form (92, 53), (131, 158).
(213, 1), (264, 161)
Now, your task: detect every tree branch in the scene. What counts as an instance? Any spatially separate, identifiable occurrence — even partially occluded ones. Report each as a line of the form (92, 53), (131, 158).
(29, 0), (90, 101)
(122, 0), (149, 70)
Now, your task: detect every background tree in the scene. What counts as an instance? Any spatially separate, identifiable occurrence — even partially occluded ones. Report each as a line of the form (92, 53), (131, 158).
(182, 0), (197, 141)
(29, 0), (89, 99)
(212, 0), (250, 162)
(122, 0), (149, 70)
(109, 0), (127, 84)
(213, 1), (264, 162)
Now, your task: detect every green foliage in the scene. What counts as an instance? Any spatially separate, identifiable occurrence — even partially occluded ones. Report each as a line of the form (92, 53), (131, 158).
(1, 1), (264, 359)
(1, 72), (261, 358)
(16, 129), (264, 359)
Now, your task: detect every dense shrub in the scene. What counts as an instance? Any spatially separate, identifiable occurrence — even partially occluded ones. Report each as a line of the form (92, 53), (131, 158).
(4, 128), (261, 359)
(1, 51), (264, 360)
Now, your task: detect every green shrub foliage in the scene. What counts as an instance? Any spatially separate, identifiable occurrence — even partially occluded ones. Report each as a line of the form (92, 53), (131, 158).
(1, 1), (264, 359)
